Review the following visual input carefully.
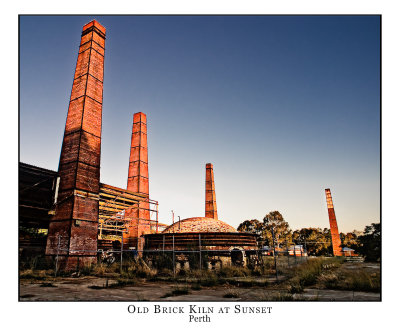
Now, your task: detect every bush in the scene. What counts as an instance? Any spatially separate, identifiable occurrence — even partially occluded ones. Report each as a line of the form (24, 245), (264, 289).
(292, 258), (326, 286)
(287, 277), (304, 294)
(217, 266), (251, 278)
(150, 253), (173, 270)
(116, 258), (157, 279)
(199, 273), (219, 287)
(19, 254), (54, 271)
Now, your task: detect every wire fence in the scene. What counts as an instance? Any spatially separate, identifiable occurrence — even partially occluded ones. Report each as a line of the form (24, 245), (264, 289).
(21, 234), (315, 279)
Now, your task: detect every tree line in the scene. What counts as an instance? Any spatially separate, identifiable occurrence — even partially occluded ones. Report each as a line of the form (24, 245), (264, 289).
(237, 211), (381, 262)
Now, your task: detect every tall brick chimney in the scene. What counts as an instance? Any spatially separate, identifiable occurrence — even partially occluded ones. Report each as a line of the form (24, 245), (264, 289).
(45, 20), (106, 270)
(325, 188), (342, 256)
(125, 112), (150, 249)
(205, 163), (218, 219)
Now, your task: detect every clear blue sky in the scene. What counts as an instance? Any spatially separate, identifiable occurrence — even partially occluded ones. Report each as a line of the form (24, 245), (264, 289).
(20, 15), (380, 233)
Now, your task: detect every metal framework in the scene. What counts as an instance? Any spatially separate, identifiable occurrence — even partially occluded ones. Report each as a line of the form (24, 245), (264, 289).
(98, 183), (159, 241)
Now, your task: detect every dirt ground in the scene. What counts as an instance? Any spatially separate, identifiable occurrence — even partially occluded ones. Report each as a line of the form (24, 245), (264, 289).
(19, 262), (380, 302)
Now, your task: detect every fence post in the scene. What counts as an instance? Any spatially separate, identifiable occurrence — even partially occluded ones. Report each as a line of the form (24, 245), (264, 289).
(199, 234), (202, 270)
(162, 234), (165, 253)
(120, 231), (124, 274)
(55, 234), (60, 277)
(172, 234), (175, 277)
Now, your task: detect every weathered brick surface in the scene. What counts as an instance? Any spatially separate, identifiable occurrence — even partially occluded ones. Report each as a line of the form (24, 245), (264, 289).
(127, 112), (149, 196)
(58, 163), (78, 191)
(46, 220), (71, 255)
(75, 163), (100, 192)
(205, 163), (218, 219)
(46, 20), (106, 269)
(129, 146), (148, 163)
(163, 217), (238, 233)
(65, 98), (85, 132)
(325, 189), (342, 257)
(69, 220), (98, 254)
(126, 113), (150, 247)
(82, 98), (102, 136)
(72, 195), (98, 221)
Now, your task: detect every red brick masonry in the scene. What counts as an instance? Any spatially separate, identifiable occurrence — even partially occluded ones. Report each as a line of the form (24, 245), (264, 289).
(46, 20), (106, 270)
(205, 163), (218, 219)
(325, 188), (342, 257)
(125, 112), (150, 249)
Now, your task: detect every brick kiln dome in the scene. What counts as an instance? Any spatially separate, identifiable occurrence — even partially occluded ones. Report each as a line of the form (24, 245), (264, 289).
(162, 217), (237, 234)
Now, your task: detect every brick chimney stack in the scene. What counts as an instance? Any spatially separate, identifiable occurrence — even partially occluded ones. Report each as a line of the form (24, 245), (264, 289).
(205, 163), (218, 219)
(127, 112), (149, 195)
(45, 20), (106, 270)
(125, 112), (150, 248)
(325, 188), (342, 256)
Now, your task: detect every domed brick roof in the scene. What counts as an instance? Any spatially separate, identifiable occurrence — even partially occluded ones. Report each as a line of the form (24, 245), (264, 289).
(162, 217), (237, 233)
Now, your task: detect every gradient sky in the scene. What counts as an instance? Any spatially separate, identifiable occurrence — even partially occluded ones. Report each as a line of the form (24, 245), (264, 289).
(19, 15), (380, 233)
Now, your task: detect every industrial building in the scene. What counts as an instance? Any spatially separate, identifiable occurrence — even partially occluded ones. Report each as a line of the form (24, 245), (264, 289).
(19, 20), (258, 271)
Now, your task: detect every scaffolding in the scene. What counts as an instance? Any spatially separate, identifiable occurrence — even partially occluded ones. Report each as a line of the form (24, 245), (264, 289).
(98, 183), (159, 242)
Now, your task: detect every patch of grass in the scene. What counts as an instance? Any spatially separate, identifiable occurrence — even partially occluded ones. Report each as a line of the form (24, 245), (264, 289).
(156, 268), (174, 278)
(191, 283), (202, 290)
(320, 270), (380, 292)
(257, 291), (294, 301)
(287, 277), (304, 294)
(19, 269), (51, 280)
(199, 273), (219, 287)
(217, 266), (251, 278)
(20, 294), (35, 299)
(111, 278), (138, 288)
(222, 277), (267, 288)
(171, 286), (190, 296)
(223, 290), (240, 298)
(161, 286), (190, 298)
(283, 258), (342, 293)
(88, 285), (103, 290)
(135, 294), (149, 301)
(79, 262), (95, 276)
(19, 255), (54, 271)
(120, 259), (157, 279)
(91, 263), (108, 276)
